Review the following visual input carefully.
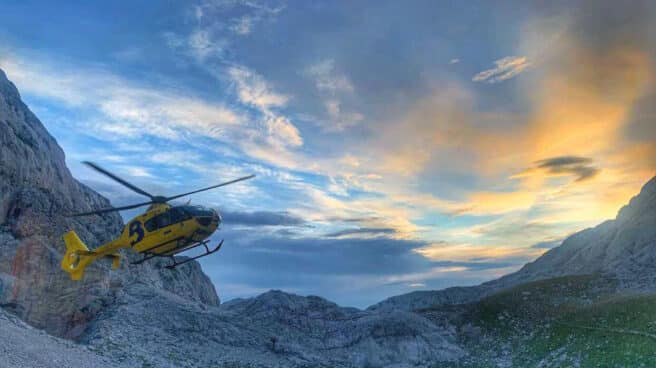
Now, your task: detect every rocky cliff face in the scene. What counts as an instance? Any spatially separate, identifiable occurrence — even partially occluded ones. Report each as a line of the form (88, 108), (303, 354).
(0, 68), (218, 340)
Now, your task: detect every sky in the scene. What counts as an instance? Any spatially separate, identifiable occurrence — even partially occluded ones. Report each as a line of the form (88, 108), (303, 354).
(0, 0), (655, 308)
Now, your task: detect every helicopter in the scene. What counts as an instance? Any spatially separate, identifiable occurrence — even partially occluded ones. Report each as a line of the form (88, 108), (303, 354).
(61, 161), (254, 281)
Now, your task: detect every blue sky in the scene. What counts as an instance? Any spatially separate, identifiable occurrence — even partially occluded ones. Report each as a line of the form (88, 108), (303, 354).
(1, 1), (654, 307)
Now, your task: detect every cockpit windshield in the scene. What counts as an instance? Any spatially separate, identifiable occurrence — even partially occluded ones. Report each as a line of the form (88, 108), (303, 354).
(179, 205), (214, 217)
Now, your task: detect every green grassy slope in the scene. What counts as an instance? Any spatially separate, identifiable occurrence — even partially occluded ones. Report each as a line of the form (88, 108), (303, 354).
(426, 275), (656, 367)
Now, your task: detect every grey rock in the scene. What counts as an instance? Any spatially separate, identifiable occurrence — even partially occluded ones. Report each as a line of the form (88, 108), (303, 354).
(368, 285), (490, 313)
(0, 307), (128, 368)
(83, 289), (464, 368)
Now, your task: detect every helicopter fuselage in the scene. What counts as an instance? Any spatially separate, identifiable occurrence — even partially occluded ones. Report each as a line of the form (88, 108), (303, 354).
(123, 203), (221, 256)
(61, 203), (221, 279)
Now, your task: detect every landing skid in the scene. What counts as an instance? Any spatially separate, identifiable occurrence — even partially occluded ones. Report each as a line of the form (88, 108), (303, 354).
(165, 239), (224, 269)
(130, 238), (224, 268)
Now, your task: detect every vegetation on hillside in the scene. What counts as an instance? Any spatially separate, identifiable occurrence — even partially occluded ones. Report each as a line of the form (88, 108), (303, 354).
(428, 275), (656, 367)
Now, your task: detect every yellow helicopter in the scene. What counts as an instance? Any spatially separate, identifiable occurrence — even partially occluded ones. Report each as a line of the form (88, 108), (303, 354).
(61, 161), (254, 280)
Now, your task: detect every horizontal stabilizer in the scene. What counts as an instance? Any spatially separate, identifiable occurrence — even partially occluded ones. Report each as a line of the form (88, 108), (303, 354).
(61, 231), (96, 281)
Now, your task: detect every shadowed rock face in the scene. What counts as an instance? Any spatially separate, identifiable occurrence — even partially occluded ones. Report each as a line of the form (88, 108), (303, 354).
(0, 68), (218, 339)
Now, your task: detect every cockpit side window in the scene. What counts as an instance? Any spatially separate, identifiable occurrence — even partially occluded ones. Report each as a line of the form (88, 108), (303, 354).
(156, 212), (171, 228)
(144, 217), (157, 232)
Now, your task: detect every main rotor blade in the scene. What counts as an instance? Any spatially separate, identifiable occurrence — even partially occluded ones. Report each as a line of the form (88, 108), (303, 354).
(83, 161), (155, 200)
(164, 174), (255, 202)
(68, 201), (154, 217)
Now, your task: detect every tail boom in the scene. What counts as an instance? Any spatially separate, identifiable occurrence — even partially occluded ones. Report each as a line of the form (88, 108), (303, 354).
(61, 231), (120, 280)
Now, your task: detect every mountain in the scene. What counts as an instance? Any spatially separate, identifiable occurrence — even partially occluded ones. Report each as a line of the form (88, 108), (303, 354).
(370, 176), (656, 312)
(499, 176), (656, 287)
(83, 289), (463, 367)
(0, 68), (218, 340)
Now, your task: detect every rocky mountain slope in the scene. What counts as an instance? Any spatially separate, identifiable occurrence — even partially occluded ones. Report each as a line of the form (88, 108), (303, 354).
(0, 68), (218, 340)
(0, 307), (128, 368)
(83, 289), (463, 367)
(371, 176), (656, 312)
(499, 176), (656, 288)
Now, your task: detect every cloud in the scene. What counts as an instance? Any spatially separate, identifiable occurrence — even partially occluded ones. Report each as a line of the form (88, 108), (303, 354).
(517, 156), (600, 182)
(221, 210), (306, 226)
(228, 66), (289, 109)
(412, 242), (543, 263)
(227, 66), (303, 148)
(324, 227), (397, 238)
(304, 59), (362, 131)
(305, 59), (354, 94)
(231, 16), (254, 35)
(472, 56), (531, 83)
(168, 0), (285, 60)
(530, 239), (562, 249)
(202, 229), (531, 306)
(188, 29), (225, 60)
(0, 54), (242, 142)
(120, 166), (154, 178)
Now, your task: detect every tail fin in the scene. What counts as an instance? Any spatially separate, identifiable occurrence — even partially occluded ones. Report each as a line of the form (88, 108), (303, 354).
(61, 231), (96, 281)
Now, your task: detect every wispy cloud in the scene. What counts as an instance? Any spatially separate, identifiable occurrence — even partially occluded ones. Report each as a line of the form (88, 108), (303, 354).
(472, 56), (530, 83)
(0, 54), (242, 141)
(168, 0), (286, 61)
(305, 59), (354, 94)
(228, 65), (302, 148)
(304, 59), (363, 131)
(324, 227), (397, 239)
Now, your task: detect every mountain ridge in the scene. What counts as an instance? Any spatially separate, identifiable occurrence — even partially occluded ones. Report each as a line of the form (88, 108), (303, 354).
(370, 175), (656, 312)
